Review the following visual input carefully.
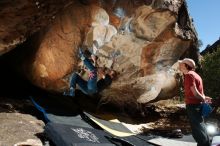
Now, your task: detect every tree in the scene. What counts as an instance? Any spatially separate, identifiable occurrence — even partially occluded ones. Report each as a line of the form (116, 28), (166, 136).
(200, 47), (220, 99)
(206, 44), (211, 49)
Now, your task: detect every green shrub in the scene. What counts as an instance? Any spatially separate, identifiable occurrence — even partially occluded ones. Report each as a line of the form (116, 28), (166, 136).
(200, 47), (220, 99)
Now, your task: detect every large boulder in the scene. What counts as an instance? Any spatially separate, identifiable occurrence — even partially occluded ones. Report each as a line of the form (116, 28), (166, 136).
(0, 0), (73, 55)
(1, 0), (198, 107)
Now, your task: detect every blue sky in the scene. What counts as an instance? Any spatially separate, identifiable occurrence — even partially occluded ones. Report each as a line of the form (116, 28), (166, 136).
(186, 0), (220, 52)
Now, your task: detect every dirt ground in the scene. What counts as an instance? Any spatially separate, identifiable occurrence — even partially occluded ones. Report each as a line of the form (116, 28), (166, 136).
(141, 99), (220, 136)
(0, 96), (219, 146)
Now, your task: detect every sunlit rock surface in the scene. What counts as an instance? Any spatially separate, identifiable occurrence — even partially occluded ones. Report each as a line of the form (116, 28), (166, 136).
(0, 0), (198, 106)
(0, 0), (73, 55)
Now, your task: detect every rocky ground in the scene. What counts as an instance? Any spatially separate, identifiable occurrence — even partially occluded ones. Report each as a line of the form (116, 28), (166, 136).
(0, 96), (45, 146)
(0, 96), (219, 146)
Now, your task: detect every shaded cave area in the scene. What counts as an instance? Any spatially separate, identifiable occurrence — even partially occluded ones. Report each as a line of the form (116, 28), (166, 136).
(0, 51), (31, 97)
(0, 44), (46, 119)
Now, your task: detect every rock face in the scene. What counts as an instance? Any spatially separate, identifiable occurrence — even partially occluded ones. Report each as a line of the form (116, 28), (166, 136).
(0, 0), (73, 55)
(0, 97), (44, 146)
(0, 0), (198, 106)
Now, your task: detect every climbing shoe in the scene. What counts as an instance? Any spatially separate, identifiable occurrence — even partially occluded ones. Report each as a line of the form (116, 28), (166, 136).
(63, 87), (75, 97)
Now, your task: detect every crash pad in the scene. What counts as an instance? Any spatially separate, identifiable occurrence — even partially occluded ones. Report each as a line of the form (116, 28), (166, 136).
(45, 123), (115, 146)
(30, 95), (154, 146)
(45, 122), (154, 146)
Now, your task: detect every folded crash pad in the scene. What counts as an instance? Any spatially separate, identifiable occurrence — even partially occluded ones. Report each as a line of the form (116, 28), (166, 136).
(30, 96), (154, 146)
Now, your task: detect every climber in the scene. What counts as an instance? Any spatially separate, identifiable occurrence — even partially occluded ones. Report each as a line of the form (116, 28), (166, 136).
(63, 48), (117, 97)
